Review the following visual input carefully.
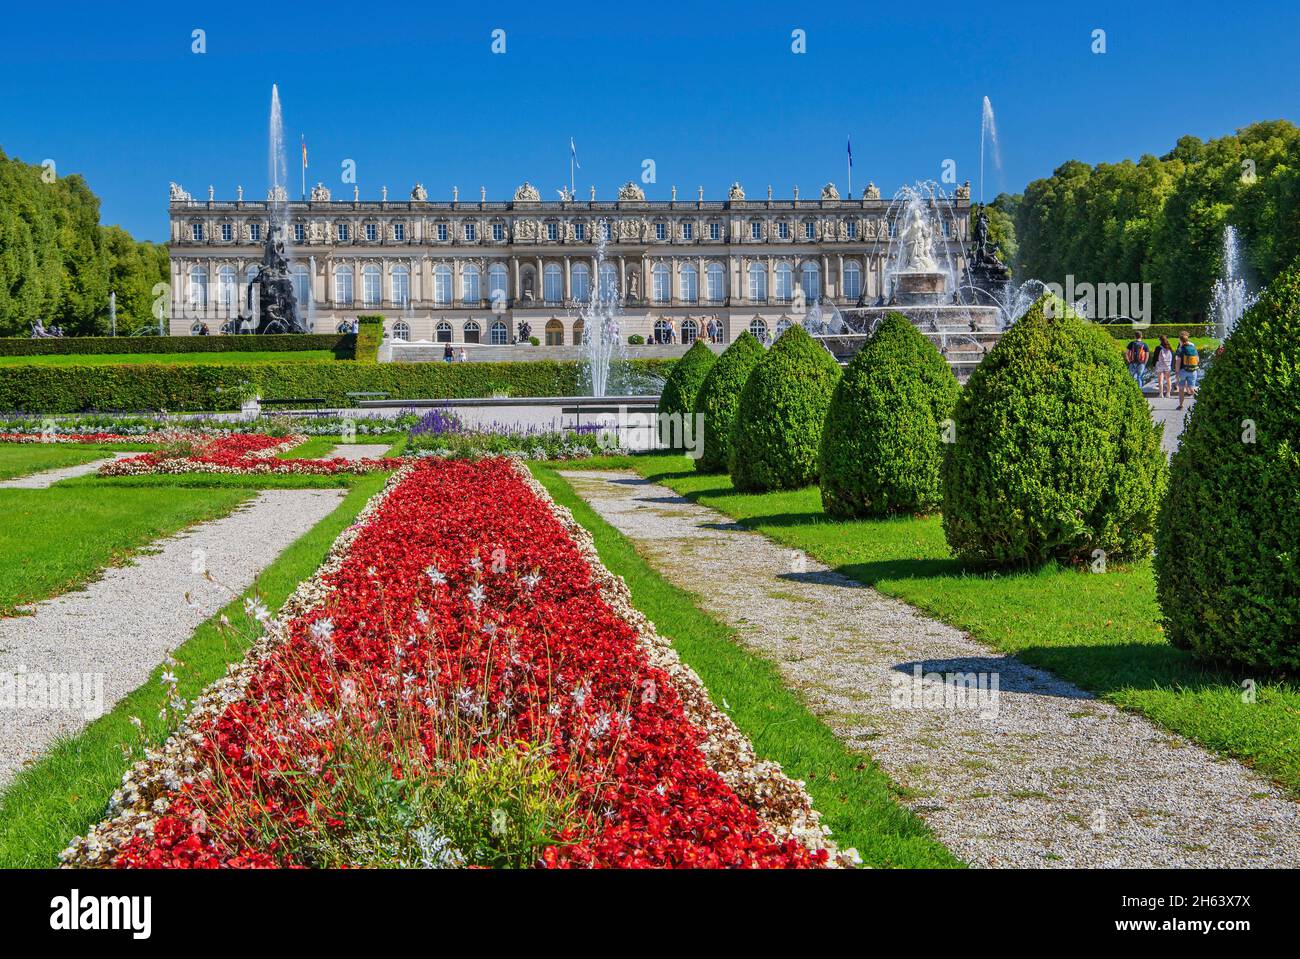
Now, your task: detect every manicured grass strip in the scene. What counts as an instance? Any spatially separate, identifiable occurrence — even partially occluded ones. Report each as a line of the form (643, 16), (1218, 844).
(592, 454), (1300, 798)
(0, 473), (388, 867)
(0, 444), (117, 480)
(278, 436), (339, 459)
(0, 351), (340, 367)
(0, 486), (253, 616)
(63, 472), (369, 490)
(531, 465), (960, 868)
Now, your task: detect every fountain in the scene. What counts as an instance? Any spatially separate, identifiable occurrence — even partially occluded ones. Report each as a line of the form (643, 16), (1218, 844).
(577, 223), (628, 396)
(1210, 225), (1257, 342)
(979, 96), (1002, 206)
(237, 85), (303, 334)
(809, 182), (1004, 381)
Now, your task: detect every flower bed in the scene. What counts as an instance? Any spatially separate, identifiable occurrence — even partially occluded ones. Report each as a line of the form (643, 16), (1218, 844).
(99, 432), (393, 477)
(0, 431), (151, 444)
(64, 458), (850, 868)
(406, 407), (613, 461)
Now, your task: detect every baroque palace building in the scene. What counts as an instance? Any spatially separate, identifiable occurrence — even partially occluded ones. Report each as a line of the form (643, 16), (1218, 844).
(167, 179), (972, 347)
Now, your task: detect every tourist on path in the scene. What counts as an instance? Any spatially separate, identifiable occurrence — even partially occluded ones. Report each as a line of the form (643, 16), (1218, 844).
(459, 347), (468, 363)
(1125, 331), (1149, 389)
(1152, 334), (1175, 398)
(443, 343), (454, 363)
(1174, 330), (1200, 410)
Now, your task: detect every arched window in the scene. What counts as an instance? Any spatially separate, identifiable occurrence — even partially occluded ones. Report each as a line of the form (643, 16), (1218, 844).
(598, 262), (618, 300)
(334, 266), (354, 306)
(290, 265), (309, 307)
(843, 260), (862, 301)
(681, 318), (698, 343)
(543, 264), (563, 303)
(391, 266), (410, 307)
(571, 263), (591, 302)
(490, 319), (509, 345)
(652, 264), (671, 304)
(775, 317), (792, 337)
(774, 262), (793, 302)
(218, 266), (237, 308)
(362, 265), (382, 307)
(391, 320), (410, 342)
(461, 264), (481, 304)
(463, 319), (481, 344)
(435, 320), (452, 343)
(572, 317), (584, 345)
(488, 263), (508, 307)
(434, 265), (452, 305)
(747, 263), (766, 303)
(653, 319), (673, 343)
(187, 266), (208, 307)
(749, 318), (769, 343)
(544, 318), (564, 346)
(680, 265), (698, 304)
(706, 262), (726, 303)
(800, 261), (821, 301)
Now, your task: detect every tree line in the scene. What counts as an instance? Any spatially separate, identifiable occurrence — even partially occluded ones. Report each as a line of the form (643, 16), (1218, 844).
(982, 120), (1300, 323)
(0, 149), (168, 337)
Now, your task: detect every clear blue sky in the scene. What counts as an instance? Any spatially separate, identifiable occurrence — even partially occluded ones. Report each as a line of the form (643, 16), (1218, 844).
(1, 0), (1295, 242)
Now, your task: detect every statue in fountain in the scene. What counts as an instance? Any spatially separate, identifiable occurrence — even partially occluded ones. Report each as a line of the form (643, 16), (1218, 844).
(899, 204), (938, 273)
(968, 210), (1012, 290)
(242, 225), (302, 334)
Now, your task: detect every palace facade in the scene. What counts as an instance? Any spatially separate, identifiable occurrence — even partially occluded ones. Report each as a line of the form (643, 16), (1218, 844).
(167, 179), (972, 347)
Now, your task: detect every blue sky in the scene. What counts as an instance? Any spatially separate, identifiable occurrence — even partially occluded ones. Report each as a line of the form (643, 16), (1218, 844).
(1, 0), (1295, 242)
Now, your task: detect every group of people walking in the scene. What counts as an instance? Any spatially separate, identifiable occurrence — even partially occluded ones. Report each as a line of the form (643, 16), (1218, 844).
(1126, 329), (1203, 409)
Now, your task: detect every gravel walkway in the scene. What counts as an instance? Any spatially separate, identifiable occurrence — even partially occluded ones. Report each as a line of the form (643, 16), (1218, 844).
(325, 444), (390, 461)
(0, 488), (345, 788)
(0, 453), (136, 490)
(559, 470), (1300, 868)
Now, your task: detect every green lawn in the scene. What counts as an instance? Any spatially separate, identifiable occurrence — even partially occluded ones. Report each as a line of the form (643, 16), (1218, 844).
(0, 444), (122, 480)
(0, 473), (389, 867)
(531, 464), (959, 868)
(0, 485), (252, 615)
(0, 350), (339, 367)
(569, 454), (1300, 798)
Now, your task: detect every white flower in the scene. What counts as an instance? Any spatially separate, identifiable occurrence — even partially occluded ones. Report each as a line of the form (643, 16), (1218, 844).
(309, 618), (334, 645)
(521, 570), (542, 590)
(572, 682), (591, 710)
(425, 566), (446, 587)
(468, 555), (483, 571)
(243, 596), (270, 623)
(159, 670), (177, 687)
(415, 609), (430, 626)
(468, 584), (486, 608)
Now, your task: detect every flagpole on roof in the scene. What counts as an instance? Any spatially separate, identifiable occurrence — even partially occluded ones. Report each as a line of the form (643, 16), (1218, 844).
(847, 135), (853, 199)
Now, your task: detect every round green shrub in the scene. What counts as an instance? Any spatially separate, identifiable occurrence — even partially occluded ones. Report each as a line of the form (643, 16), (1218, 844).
(819, 312), (958, 517)
(941, 294), (1166, 566)
(657, 340), (716, 447)
(729, 325), (841, 491)
(1155, 262), (1300, 671)
(692, 332), (765, 473)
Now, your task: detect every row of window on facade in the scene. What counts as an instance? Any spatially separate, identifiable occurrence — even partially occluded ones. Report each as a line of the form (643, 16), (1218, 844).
(184, 259), (865, 308)
(188, 217), (953, 245)
(376, 315), (780, 346)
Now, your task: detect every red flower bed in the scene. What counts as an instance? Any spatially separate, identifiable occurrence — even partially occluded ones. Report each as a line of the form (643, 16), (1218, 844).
(0, 432), (141, 444)
(94, 459), (827, 868)
(100, 432), (391, 476)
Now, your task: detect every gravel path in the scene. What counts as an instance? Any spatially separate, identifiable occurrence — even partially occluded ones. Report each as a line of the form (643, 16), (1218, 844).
(0, 453), (136, 490)
(559, 470), (1300, 868)
(0, 488), (345, 788)
(325, 444), (390, 461)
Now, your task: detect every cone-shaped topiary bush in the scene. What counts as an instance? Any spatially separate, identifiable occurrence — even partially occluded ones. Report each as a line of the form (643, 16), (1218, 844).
(941, 294), (1166, 566)
(1155, 262), (1300, 671)
(693, 331), (765, 473)
(729, 325), (841, 491)
(657, 339), (716, 447)
(819, 312), (958, 517)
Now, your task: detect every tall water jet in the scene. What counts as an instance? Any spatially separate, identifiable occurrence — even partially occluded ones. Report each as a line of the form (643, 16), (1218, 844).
(1210, 225), (1257, 342)
(578, 223), (627, 396)
(979, 96), (1001, 205)
(267, 84), (289, 236)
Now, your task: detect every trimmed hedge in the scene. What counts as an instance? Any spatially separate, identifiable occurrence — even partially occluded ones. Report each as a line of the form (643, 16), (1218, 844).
(1155, 261), (1300, 672)
(729, 325), (841, 492)
(941, 293), (1166, 567)
(657, 340), (716, 443)
(355, 315), (384, 363)
(0, 333), (354, 358)
(1098, 323), (1210, 340)
(693, 332), (764, 474)
(819, 313), (958, 517)
(0, 359), (678, 412)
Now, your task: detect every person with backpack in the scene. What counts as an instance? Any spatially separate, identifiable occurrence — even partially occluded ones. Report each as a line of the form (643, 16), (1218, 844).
(1125, 331), (1150, 389)
(1174, 330), (1200, 410)
(1152, 334), (1175, 398)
